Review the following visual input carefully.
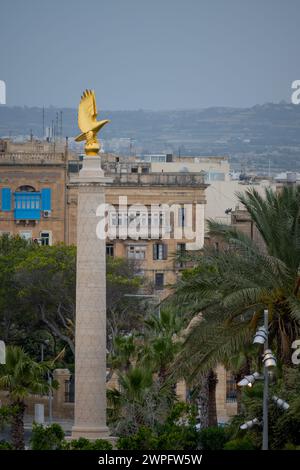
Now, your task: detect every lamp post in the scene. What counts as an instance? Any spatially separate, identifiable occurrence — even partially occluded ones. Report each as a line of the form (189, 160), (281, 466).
(262, 309), (269, 451)
(40, 340), (52, 424)
(48, 371), (53, 424)
(239, 309), (287, 450)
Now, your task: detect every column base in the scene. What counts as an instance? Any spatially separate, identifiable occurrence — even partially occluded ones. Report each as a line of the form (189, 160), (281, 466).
(71, 425), (111, 441)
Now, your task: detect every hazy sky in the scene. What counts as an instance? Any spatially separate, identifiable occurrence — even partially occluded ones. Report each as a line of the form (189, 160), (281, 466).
(0, 0), (299, 109)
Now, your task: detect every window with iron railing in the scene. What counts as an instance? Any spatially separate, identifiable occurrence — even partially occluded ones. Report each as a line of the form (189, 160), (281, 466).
(65, 377), (74, 403)
(226, 373), (237, 403)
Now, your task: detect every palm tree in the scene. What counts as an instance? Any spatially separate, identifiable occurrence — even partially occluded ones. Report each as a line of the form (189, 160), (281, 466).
(172, 186), (300, 421)
(0, 346), (51, 449)
(108, 310), (182, 435)
(107, 366), (173, 436)
(139, 309), (183, 383)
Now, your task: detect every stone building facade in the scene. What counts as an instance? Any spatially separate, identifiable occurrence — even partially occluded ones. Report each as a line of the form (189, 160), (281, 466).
(0, 139), (68, 245)
(0, 140), (237, 423)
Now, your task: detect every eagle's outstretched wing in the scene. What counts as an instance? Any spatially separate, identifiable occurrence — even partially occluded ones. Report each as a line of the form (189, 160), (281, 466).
(78, 89), (98, 133)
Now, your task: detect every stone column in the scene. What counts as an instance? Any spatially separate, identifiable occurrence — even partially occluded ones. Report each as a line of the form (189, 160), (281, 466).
(71, 156), (112, 440)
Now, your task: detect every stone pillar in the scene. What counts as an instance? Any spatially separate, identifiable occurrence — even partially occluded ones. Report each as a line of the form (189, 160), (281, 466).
(71, 156), (112, 440)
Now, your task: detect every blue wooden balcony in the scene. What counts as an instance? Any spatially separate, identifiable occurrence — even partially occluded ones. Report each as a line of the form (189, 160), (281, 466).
(14, 192), (41, 220)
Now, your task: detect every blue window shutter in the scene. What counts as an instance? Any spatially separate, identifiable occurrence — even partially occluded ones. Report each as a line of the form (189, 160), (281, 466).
(41, 188), (52, 210)
(1, 188), (11, 211)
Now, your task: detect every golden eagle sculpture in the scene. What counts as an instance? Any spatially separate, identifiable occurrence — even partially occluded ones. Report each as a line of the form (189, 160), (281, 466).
(75, 89), (110, 156)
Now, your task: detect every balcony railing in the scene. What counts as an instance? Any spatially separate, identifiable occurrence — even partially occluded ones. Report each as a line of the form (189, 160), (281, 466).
(0, 152), (65, 164)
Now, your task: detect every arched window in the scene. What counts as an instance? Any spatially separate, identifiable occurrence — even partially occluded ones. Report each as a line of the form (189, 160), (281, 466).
(15, 185), (36, 192)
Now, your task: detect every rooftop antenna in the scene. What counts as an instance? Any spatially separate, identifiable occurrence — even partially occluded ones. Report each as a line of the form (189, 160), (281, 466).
(56, 112), (59, 142)
(42, 106), (45, 140)
(60, 110), (63, 140)
(51, 120), (54, 141)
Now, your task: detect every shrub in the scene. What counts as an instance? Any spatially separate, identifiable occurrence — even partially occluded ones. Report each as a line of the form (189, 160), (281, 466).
(0, 440), (14, 450)
(198, 426), (228, 450)
(30, 423), (65, 450)
(283, 442), (300, 450)
(117, 427), (158, 450)
(156, 426), (199, 450)
(66, 437), (113, 450)
(224, 436), (256, 450)
(117, 422), (200, 451)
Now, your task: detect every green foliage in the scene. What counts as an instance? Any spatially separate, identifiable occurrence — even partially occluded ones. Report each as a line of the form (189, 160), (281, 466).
(172, 186), (300, 384)
(64, 437), (113, 450)
(0, 440), (14, 450)
(0, 236), (142, 362)
(0, 345), (51, 400)
(108, 310), (183, 437)
(225, 367), (300, 450)
(30, 423), (65, 450)
(283, 442), (300, 450)
(117, 426), (158, 450)
(0, 404), (13, 428)
(224, 436), (256, 450)
(30, 424), (113, 450)
(156, 425), (199, 451)
(117, 403), (200, 450)
(198, 426), (228, 450)
(0, 346), (53, 450)
(108, 365), (174, 436)
(117, 424), (200, 451)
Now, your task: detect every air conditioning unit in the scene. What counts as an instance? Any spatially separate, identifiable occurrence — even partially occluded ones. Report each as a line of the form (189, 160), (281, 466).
(43, 210), (51, 218)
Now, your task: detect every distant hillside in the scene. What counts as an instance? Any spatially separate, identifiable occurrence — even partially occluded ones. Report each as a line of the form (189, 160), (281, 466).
(1, 103), (300, 174)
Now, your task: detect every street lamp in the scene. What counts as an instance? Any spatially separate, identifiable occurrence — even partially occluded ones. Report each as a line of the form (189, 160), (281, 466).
(238, 372), (262, 387)
(253, 326), (268, 345)
(259, 309), (269, 450)
(241, 309), (270, 450)
(240, 418), (260, 430)
(240, 309), (289, 450)
(262, 349), (277, 369)
(272, 396), (289, 411)
(40, 339), (53, 424)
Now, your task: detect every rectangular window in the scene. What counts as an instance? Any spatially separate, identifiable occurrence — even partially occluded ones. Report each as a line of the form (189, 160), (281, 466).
(106, 244), (114, 257)
(40, 231), (51, 246)
(127, 245), (146, 260)
(19, 231), (32, 241)
(153, 243), (167, 260)
(177, 243), (186, 253)
(178, 207), (185, 227)
(226, 373), (237, 403)
(155, 273), (164, 290)
(177, 243), (186, 268)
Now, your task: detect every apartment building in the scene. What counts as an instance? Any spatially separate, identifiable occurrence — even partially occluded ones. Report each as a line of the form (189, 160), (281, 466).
(68, 157), (208, 295)
(0, 139), (68, 245)
(0, 140), (240, 423)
